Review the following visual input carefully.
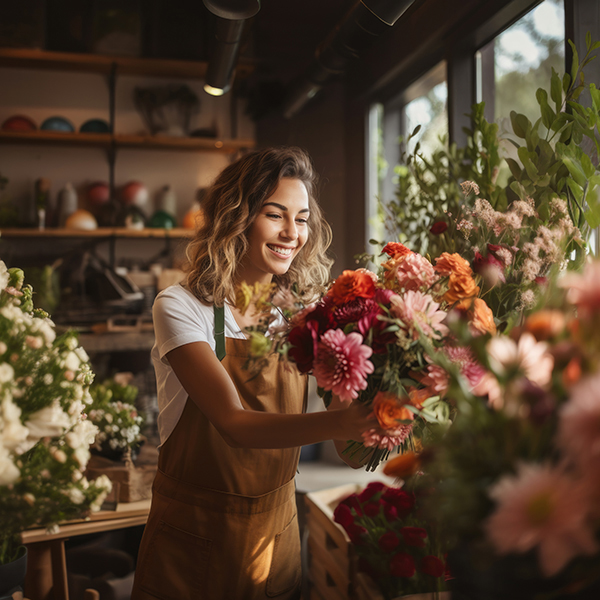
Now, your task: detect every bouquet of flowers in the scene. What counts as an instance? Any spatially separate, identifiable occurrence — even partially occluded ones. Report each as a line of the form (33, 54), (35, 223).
(0, 261), (112, 565)
(239, 242), (496, 471)
(333, 481), (448, 599)
(399, 259), (600, 598)
(89, 373), (144, 460)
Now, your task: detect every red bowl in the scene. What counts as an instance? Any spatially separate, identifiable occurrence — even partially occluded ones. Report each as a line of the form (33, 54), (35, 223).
(1, 115), (37, 132)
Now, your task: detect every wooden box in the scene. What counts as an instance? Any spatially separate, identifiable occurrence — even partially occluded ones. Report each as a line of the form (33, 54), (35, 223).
(304, 483), (361, 600)
(85, 443), (158, 503)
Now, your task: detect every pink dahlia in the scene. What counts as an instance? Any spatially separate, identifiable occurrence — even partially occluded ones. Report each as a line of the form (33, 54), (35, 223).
(558, 372), (600, 470)
(390, 290), (449, 340)
(362, 424), (413, 451)
(313, 330), (374, 402)
(484, 462), (597, 577)
(394, 252), (436, 292)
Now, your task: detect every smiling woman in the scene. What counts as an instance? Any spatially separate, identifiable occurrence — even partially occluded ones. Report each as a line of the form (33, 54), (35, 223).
(130, 147), (382, 600)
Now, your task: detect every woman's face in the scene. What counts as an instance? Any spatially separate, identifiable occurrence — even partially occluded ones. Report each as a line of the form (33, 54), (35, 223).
(239, 177), (310, 285)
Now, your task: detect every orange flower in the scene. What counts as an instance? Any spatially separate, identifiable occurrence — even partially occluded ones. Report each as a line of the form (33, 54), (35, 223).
(328, 269), (376, 305)
(372, 391), (413, 430)
(524, 310), (566, 341)
(435, 253), (479, 304)
(382, 242), (413, 260)
(383, 451), (421, 479)
(407, 387), (431, 409)
(562, 357), (582, 387)
(456, 297), (497, 336)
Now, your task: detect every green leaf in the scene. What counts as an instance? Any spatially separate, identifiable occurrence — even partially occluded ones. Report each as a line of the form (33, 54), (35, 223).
(550, 69), (563, 111)
(510, 111), (530, 139)
(536, 88), (555, 128)
(506, 157), (522, 179)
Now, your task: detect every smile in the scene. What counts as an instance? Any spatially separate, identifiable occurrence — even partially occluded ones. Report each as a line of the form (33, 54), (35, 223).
(267, 244), (295, 257)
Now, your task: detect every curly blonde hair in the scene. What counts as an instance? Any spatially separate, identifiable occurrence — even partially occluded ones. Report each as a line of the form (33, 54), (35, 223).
(186, 146), (333, 305)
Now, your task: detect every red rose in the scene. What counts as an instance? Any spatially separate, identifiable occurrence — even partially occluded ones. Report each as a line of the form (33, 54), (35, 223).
(287, 325), (315, 373)
(378, 531), (400, 553)
(333, 503), (354, 529)
(400, 526), (427, 547)
(358, 481), (385, 503)
(420, 555), (444, 577)
(340, 493), (363, 517)
(429, 221), (448, 235)
(382, 501), (398, 522)
(389, 552), (416, 578)
(346, 523), (368, 545)
(363, 501), (381, 518)
(381, 488), (415, 518)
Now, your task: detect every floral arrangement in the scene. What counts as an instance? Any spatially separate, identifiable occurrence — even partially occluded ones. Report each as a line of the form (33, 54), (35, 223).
(379, 37), (599, 329)
(238, 241), (496, 471)
(333, 481), (448, 599)
(88, 373), (144, 459)
(0, 261), (112, 565)
(398, 259), (600, 597)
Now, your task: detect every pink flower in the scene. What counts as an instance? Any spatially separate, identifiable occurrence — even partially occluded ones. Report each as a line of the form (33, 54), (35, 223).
(394, 253), (437, 292)
(557, 373), (600, 470)
(362, 425), (413, 451)
(390, 291), (449, 340)
(560, 261), (600, 316)
(484, 462), (598, 577)
(473, 251), (506, 285)
(313, 330), (374, 402)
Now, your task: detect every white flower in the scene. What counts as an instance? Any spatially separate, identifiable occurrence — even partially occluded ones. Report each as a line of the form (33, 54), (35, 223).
(73, 446), (91, 468)
(74, 346), (89, 363)
(0, 342), (7, 356)
(65, 420), (98, 450)
(64, 352), (81, 372)
(25, 401), (72, 440)
(0, 397), (29, 451)
(23, 492), (36, 506)
(64, 486), (85, 504)
(0, 362), (14, 384)
(0, 260), (9, 290)
(0, 442), (20, 484)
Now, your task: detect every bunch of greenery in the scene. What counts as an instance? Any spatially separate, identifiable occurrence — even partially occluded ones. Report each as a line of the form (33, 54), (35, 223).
(0, 261), (112, 565)
(380, 36), (600, 326)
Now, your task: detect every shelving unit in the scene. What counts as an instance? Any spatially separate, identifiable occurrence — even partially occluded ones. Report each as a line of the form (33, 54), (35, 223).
(0, 227), (193, 238)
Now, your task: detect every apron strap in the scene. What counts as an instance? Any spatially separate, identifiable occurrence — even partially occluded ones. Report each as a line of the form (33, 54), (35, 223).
(214, 304), (226, 361)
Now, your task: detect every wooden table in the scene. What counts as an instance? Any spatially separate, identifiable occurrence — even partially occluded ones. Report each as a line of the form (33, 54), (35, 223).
(21, 499), (151, 600)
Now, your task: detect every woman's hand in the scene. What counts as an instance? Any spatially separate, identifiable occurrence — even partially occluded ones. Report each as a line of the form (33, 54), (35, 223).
(334, 398), (379, 442)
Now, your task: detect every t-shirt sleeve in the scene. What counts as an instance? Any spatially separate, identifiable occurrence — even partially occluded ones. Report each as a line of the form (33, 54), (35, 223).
(152, 288), (214, 360)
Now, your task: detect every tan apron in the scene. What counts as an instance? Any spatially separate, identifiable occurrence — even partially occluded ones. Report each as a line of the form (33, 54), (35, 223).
(132, 330), (308, 600)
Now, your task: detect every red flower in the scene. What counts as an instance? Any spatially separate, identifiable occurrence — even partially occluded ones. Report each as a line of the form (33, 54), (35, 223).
(400, 526), (427, 547)
(472, 251), (506, 284)
(381, 488), (415, 518)
(378, 531), (400, 553)
(430, 221), (448, 235)
(420, 555), (445, 577)
(334, 297), (374, 326)
(333, 503), (354, 529)
(287, 324), (316, 373)
(358, 482), (385, 503)
(346, 523), (368, 545)
(382, 501), (398, 522)
(328, 270), (377, 306)
(363, 501), (381, 517)
(382, 242), (413, 259)
(390, 552), (416, 578)
(340, 493), (363, 517)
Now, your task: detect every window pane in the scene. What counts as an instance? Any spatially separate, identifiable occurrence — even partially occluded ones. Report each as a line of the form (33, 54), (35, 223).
(479, 0), (565, 130)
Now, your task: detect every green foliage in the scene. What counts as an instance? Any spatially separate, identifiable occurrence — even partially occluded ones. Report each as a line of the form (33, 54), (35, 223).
(382, 36), (600, 259)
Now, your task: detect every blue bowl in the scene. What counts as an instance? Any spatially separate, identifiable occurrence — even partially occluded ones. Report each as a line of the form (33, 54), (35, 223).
(80, 118), (111, 134)
(41, 116), (75, 133)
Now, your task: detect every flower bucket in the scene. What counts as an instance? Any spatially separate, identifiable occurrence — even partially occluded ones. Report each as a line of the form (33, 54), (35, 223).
(0, 547), (27, 599)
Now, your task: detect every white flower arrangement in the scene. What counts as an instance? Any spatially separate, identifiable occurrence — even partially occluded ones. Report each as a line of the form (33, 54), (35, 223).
(0, 260), (112, 565)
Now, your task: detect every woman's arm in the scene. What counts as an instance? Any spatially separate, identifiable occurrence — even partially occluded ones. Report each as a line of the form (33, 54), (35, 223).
(166, 341), (378, 449)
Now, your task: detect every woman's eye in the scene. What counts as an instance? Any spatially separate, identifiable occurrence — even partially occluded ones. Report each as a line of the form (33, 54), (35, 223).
(296, 218), (308, 225)
(266, 213), (282, 219)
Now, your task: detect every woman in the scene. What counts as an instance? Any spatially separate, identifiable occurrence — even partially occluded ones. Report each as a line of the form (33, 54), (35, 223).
(131, 147), (378, 600)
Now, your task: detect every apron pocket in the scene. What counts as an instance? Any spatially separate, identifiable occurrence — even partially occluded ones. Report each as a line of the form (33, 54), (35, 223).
(138, 520), (212, 600)
(266, 513), (302, 597)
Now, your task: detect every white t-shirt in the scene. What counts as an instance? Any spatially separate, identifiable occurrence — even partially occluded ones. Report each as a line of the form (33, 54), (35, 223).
(151, 284), (285, 448)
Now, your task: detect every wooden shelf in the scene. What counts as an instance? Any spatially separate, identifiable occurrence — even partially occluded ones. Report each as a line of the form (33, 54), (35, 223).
(0, 130), (255, 153)
(0, 47), (254, 79)
(0, 227), (193, 238)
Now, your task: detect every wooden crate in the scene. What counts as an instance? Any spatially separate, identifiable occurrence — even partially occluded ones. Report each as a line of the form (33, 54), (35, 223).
(354, 573), (451, 600)
(304, 483), (362, 600)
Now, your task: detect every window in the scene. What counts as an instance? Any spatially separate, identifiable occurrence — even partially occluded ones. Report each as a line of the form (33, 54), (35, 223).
(366, 62), (448, 253)
(477, 0), (565, 133)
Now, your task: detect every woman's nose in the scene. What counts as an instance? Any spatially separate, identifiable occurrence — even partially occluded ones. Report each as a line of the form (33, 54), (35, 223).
(281, 219), (299, 240)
